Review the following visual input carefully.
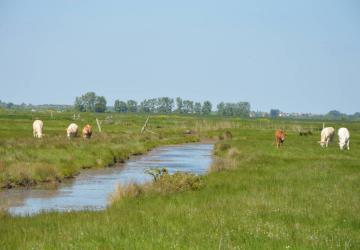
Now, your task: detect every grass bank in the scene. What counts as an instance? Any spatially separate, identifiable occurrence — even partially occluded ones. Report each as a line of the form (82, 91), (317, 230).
(0, 111), (207, 188)
(1, 116), (359, 249)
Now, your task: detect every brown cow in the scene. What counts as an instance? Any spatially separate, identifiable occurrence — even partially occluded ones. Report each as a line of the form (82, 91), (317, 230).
(82, 124), (92, 139)
(274, 129), (286, 148)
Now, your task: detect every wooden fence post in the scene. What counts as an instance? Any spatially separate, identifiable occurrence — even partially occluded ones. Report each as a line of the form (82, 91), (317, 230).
(141, 115), (150, 134)
(96, 118), (102, 132)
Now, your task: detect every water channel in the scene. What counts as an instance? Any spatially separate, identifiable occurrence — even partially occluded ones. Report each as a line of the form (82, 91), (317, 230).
(0, 143), (213, 216)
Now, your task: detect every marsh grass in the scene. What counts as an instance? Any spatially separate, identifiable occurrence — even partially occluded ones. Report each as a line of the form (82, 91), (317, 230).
(1, 111), (360, 249)
(109, 170), (203, 205)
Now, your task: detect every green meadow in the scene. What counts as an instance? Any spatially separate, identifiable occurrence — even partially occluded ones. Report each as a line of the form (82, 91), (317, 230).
(0, 110), (359, 249)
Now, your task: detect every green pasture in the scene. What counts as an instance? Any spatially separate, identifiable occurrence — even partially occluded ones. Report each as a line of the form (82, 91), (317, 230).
(0, 110), (359, 249)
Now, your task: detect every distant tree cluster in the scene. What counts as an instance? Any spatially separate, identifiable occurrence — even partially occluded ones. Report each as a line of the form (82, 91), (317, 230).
(217, 102), (250, 117)
(325, 110), (348, 120)
(270, 109), (280, 118)
(174, 98), (212, 115)
(74, 92), (107, 113)
(0, 100), (72, 111)
(114, 97), (212, 115)
(5, 92), (359, 121)
(114, 98), (174, 114)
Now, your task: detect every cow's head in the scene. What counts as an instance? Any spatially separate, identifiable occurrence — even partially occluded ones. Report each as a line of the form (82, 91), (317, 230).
(280, 132), (286, 142)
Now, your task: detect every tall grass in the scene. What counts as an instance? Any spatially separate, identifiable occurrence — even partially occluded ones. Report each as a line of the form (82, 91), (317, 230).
(109, 170), (203, 205)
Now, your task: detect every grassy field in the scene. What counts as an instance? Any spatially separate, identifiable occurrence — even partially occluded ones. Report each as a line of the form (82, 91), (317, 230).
(0, 110), (359, 249)
(0, 110), (205, 188)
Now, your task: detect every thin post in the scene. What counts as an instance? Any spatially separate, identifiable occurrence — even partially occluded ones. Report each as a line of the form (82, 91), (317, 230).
(141, 115), (150, 134)
(96, 118), (102, 132)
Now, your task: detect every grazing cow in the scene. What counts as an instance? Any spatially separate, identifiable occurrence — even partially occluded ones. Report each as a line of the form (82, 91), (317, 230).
(33, 120), (44, 138)
(67, 123), (79, 138)
(338, 128), (350, 150)
(82, 124), (92, 139)
(275, 129), (286, 148)
(319, 127), (335, 148)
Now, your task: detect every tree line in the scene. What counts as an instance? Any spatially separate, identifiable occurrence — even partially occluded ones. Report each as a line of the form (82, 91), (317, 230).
(4, 91), (358, 120)
(114, 97), (213, 115)
(74, 92), (107, 113)
(73, 92), (250, 117)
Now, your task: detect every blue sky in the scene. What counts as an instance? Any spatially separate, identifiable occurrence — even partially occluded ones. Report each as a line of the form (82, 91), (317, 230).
(0, 0), (359, 113)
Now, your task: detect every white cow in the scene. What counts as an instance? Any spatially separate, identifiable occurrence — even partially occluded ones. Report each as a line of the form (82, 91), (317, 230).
(67, 123), (79, 138)
(33, 120), (44, 138)
(338, 128), (350, 150)
(319, 127), (335, 148)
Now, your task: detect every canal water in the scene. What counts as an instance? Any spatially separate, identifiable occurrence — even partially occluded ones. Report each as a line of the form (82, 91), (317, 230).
(0, 143), (213, 216)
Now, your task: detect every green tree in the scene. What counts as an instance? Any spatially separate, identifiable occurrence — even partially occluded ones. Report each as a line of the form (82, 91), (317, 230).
(74, 96), (85, 112)
(176, 97), (183, 113)
(352, 112), (360, 119)
(157, 97), (174, 113)
(74, 92), (106, 112)
(127, 100), (138, 113)
(139, 99), (153, 113)
(234, 102), (250, 117)
(202, 101), (212, 115)
(194, 102), (202, 115)
(94, 96), (107, 112)
(182, 100), (194, 114)
(114, 100), (128, 113)
(82, 92), (97, 112)
(6, 102), (14, 109)
(217, 102), (225, 116)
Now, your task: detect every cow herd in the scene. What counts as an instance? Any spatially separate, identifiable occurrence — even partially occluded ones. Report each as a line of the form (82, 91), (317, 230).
(275, 127), (350, 150)
(275, 126), (351, 150)
(33, 120), (92, 139)
(32, 119), (351, 150)
(317, 126), (350, 150)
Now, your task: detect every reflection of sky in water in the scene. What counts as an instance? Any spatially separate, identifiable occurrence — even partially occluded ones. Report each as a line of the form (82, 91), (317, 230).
(4, 143), (213, 216)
